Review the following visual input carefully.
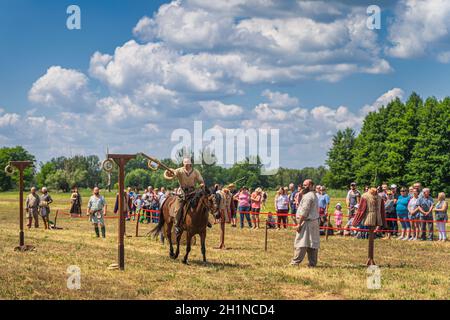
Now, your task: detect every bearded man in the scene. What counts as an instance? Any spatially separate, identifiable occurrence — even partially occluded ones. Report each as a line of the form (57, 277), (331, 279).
(353, 187), (387, 265)
(163, 157), (205, 236)
(290, 179), (320, 267)
(26, 187), (40, 228)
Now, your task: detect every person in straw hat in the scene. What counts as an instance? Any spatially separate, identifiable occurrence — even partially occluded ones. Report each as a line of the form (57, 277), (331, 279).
(163, 157), (205, 236)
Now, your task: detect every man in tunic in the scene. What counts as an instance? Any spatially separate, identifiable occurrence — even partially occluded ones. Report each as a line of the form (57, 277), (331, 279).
(290, 179), (320, 267)
(87, 187), (107, 238)
(353, 187), (387, 265)
(26, 187), (40, 228)
(39, 187), (53, 230)
(163, 157), (205, 236)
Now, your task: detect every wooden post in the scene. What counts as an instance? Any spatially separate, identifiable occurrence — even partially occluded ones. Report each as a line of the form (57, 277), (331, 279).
(7, 161), (33, 251)
(107, 154), (136, 271)
(54, 210), (59, 229)
(135, 210), (140, 237)
(367, 227), (376, 266)
(264, 220), (268, 252)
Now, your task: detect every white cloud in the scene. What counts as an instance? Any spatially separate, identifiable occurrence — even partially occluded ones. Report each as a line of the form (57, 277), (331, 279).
(387, 0), (450, 61)
(200, 100), (244, 118)
(360, 88), (404, 115)
(28, 66), (90, 109)
(262, 89), (299, 108)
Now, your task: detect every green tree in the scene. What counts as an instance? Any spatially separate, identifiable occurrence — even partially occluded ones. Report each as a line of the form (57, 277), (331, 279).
(406, 97), (450, 194)
(125, 169), (153, 190)
(0, 146), (36, 191)
(323, 128), (356, 188)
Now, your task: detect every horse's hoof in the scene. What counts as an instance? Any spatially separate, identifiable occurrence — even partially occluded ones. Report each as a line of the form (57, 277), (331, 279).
(182, 260), (189, 265)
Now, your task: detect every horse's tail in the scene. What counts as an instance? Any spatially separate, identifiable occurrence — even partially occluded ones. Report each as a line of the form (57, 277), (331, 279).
(150, 200), (166, 238)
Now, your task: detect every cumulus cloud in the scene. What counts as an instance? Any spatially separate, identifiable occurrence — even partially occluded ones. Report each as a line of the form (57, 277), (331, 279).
(28, 66), (91, 109)
(127, 0), (391, 89)
(199, 100), (244, 118)
(386, 0), (450, 62)
(360, 88), (404, 114)
(262, 89), (299, 108)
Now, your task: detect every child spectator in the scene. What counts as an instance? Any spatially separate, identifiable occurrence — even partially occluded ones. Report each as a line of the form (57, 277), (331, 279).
(334, 203), (343, 235)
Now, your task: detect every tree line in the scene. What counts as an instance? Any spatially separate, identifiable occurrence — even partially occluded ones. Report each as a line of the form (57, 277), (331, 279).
(0, 147), (327, 192)
(324, 93), (450, 194)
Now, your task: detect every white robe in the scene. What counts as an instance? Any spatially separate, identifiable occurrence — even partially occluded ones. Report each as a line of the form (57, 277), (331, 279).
(294, 191), (320, 249)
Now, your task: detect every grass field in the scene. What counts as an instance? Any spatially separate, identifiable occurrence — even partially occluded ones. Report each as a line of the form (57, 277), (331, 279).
(0, 191), (449, 300)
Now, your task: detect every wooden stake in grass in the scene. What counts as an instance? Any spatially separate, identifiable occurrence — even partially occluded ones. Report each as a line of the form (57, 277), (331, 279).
(102, 154), (136, 271)
(5, 161), (34, 252)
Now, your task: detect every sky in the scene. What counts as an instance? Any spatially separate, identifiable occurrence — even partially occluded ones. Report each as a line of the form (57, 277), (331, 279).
(1, 0), (450, 170)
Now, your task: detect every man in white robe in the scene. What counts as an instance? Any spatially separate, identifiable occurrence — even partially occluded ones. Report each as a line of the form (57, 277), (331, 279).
(290, 179), (320, 267)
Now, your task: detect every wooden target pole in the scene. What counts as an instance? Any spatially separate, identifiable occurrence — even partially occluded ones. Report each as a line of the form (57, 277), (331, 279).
(104, 154), (136, 271)
(6, 161), (33, 251)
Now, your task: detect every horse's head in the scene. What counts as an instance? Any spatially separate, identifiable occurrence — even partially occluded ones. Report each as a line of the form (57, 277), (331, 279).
(196, 185), (220, 219)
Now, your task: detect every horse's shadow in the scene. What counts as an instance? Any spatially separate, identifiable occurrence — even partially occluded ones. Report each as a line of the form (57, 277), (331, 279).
(174, 259), (249, 269)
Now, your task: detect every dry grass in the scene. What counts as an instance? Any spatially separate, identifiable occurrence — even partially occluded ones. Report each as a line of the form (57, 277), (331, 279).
(0, 191), (448, 300)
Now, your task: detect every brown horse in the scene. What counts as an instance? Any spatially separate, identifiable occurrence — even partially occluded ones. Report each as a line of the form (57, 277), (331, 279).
(151, 187), (220, 264)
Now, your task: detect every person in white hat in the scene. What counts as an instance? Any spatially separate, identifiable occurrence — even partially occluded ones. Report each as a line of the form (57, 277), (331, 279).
(164, 157), (205, 235)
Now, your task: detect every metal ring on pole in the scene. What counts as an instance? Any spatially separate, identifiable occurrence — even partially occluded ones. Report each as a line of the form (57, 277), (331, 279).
(147, 159), (159, 171)
(101, 159), (115, 173)
(4, 165), (15, 176)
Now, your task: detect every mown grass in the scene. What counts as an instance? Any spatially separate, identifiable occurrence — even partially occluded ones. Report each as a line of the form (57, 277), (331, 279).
(0, 191), (448, 300)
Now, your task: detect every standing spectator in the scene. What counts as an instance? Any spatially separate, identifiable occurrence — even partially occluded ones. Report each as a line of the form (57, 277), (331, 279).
(417, 188), (434, 241)
(290, 179), (320, 267)
(39, 187), (53, 230)
(288, 183), (298, 225)
(434, 192), (448, 242)
(408, 188), (421, 240)
(228, 184), (238, 227)
(251, 188), (262, 229)
(390, 184), (399, 236)
(344, 182), (361, 235)
(134, 194), (143, 221)
(378, 183), (388, 200)
(127, 187), (135, 220)
(413, 182), (424, 198)
(219, 188), (232, 224)
(275, 187), (289, 229)
(26, 187), (40, 229)
(87, 187), (107, 238)
(334, 203), (344, 235)
(408, 186), (414, 197)
(294, 184), (303, 209)
(318, 186), (330, 233)
(70, 187), (82, 216)
(396, 187), (411, 240)
(158, 187), (167, 204)
(315, 185), (321, 198)
(236, 187), (252, 229)
(384, 191), (396, 239)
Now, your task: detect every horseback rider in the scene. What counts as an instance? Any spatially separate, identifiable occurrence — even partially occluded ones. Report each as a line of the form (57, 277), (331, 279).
(163, 157), (205, 236)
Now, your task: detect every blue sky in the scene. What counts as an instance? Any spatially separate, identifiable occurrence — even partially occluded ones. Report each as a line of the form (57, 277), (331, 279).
(1, 0), (450, 170)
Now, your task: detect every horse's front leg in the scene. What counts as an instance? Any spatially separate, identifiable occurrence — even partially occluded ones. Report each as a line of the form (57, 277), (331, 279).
(182, 232), (192, 265)
(174, 230), (182, 259)
(168, 222), (175, 259)
(200, 230), (207, 263)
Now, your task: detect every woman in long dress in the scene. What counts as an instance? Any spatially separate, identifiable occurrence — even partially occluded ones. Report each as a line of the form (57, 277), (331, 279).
(70, 187), (82, 216)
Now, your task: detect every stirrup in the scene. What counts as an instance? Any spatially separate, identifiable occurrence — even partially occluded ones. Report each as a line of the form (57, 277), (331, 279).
(175, 226), (182, 236)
